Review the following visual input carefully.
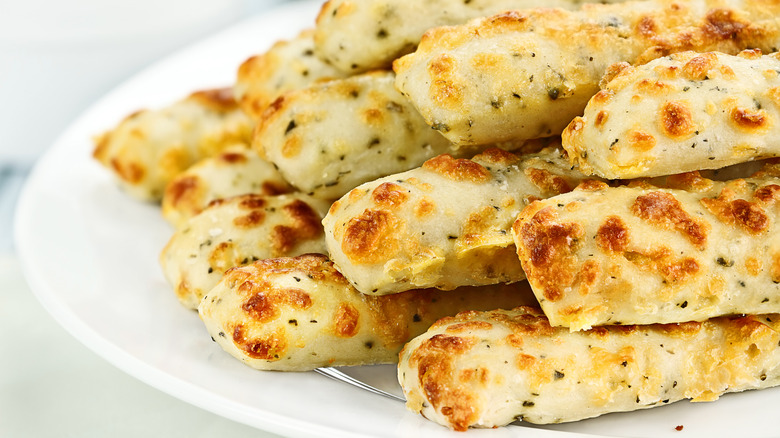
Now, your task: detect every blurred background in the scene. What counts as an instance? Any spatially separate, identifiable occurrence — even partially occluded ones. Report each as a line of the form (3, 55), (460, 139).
(0, 0), (287, 251)
(0, 1), (289, 436)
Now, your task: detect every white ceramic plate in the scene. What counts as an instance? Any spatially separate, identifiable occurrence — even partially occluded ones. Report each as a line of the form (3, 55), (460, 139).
(15, 1), (780, 437)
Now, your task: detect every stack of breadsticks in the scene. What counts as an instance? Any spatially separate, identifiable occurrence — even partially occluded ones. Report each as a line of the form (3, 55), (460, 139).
(93, 0), (780, 432)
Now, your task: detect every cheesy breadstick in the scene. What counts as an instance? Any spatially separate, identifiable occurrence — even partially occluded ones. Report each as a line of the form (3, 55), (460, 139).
(513, 173), (780, 330)
(93, 88), (252, 201)
(254, 71), (458, 200)
(198, 254), (537, 371)
(160, 193), (329, 309)
(563, 50), (780, 179)
(394, 0), (780, 147)
(323, 146), (595, 295)
(234, 29), (347, 121)
(399, 306), (780, 430)
(313, 0), (630, 73)
(161, 146), (292, 227)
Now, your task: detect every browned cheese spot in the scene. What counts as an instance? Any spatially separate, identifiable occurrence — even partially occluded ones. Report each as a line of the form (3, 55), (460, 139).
(663, 171), (714, 192)
(371, 182), (409, 209)
(234, 210), (266, 228)
(414, 197), (436, 218)
(458, 367), (489, 385)
(516, 206), (585, 302)
(428, 54), (462, 107)
(637, 15), (656, 38)
(655, 320), (702, 337)
(110, 158), (145, 184)
(165, 175), (201, 209)
(631, 191), (708, 249)
(682, 53), (718, 81)
(635, 79), (673, 95)
(771, 251), (780, 283)
(577, 259), (600, 295)
(525, 168), (572, 196)
(745, 257), (762, 276)
(219, 151), (248, 164)
(361, 107), (385, 126)
(591, 89), (614, 105)
(460, 206), (502, 246)
(189, 87), (238, 112)
(659, 257), (701, 283)
(239, 194), (267, 210)
(659, 101), (695, 138)
(654, 65), (681, 80)
(755, 184), (780, 204)
(767, 87), (780, 107)
(270, 199), (325, 254)
(261, 181), (291, 196)
(365, 289), (440, 346)
(333, 303), (360, 338)
(739, 49), (763, 60)
(576, 180), (610, 192)
(494, 307), (556, 336)
(702, 9), (747, 42)
(409, 334), (478, 432)
(281, 134), (303, 158)
(232, 324), (287, 360)
(445, 321), (493, 334)
(624, 247), (700, 284)
(246, 254), (348, 284)
(516, 353), (536, 369)
(242, 287), (313, 323)
(594, 110), (609, 128)
(341, 209), (400, 264)
(350, 189), (368, 205)
(730, 107), (769, 132)
(209, 241), (239, 274)
(701, 188), (770, 234)
(718, 64), (737, 80)
(475, 148), (520, 167)
(422, 154), (491, 183)
(626, 129), (657, 151)
(596, 216), (630, 253)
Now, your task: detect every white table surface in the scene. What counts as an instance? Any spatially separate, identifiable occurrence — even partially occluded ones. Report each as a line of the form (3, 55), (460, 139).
(0, 1), (296, 436)
(0, 254), (282, 437)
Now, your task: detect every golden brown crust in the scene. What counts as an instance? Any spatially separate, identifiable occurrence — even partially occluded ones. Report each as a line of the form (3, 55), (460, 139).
(253, 71), (456, 200)
(566, 50), (780, 179)
(313, 0), (630, 73)
(513, 170), (780, 330)
(234, 29), (346, 120)
(324, 146), (595, 295)
(396, 0), (780, 147)
(198, 254), (538, 370)
(421, 154), (491, 184)
(159, 193), (330, 309)
(162, 143), (296, 225)
(399, 307), (780, 430)
(93, 89), (253, 201)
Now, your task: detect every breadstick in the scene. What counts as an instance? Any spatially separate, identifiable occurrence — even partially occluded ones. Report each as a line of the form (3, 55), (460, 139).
(394, 0), (780, 147)
(512, 172), (780, 330)
(198, 254), (537, 371)
(398, 306), (780, 430)
(161, 146), (292, 227)
(254, 70), (458, 200)
(313, 0), (630, 73)
(160, 193), (330, 309)
(93, 88), (252, 201)
(234, 29), (347, 121)
(563, 50), (780, 179)
(323, 145), (595, 295)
